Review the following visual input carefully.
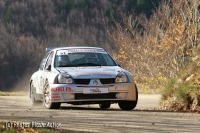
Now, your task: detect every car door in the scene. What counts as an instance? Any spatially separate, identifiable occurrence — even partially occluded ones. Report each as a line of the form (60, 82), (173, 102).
(42, 51), (54, 87)
(36, 52), (51, 94)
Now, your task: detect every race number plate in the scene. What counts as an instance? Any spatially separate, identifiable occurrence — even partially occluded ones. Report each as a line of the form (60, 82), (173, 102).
(83, 88), (108, 94)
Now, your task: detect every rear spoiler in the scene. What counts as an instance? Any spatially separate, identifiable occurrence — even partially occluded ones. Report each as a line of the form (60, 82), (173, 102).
(46, 47), (60, 52)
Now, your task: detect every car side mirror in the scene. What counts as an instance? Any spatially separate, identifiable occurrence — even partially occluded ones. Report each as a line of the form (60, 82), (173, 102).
(118, 64), (121, 67)
(45, 65), (51, 71)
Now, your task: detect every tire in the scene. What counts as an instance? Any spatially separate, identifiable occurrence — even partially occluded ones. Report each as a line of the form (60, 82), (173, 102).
(99, 103), (111, 109)
(30, 82), (41, 106)
(43, 81), (61, 109)
(118, 85), (138, 110)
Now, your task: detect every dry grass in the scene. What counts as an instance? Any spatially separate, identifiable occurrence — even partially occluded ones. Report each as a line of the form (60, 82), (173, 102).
(0, 91), (28, 96)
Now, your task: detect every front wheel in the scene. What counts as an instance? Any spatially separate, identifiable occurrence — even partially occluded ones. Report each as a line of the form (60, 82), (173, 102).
(118, 85), (138, 110)
(43, 82), (61, 109)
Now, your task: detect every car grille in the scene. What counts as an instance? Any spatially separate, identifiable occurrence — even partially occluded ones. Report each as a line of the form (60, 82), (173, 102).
(75, 93), (116, 99)
(74, 79), (90, 84)
(100, 78), (115, 84)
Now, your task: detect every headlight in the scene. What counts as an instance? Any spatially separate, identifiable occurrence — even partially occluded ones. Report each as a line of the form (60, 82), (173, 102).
(115, 72), (128, 83)
(58, 74), (73, 84)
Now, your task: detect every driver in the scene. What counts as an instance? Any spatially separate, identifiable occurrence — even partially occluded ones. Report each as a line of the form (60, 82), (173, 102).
(85, 54), (99, 64)
(58, 55), (70, 66)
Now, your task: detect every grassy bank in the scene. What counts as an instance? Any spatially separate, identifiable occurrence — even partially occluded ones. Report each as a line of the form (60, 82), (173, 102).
(0, 91), (28, 96)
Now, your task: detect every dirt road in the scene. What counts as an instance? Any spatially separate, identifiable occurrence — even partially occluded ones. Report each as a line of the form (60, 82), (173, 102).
(0, 94), (199, 133)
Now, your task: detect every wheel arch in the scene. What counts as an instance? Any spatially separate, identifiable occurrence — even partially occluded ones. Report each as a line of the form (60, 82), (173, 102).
(135, 84), (138, 101)
(29, 80), (33, 98)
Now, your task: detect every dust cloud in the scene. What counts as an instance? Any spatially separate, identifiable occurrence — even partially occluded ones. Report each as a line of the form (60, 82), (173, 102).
(12, 68), (36, 92)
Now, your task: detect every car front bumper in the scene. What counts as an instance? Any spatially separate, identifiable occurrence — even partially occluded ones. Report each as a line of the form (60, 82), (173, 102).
(49, 82), (137, 103)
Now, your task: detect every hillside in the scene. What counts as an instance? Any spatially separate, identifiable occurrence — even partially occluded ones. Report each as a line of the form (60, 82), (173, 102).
(0, 0), (161, 90)
(160, 48), (200, 111)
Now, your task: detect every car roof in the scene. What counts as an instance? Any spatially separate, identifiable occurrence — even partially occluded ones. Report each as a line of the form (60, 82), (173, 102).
(46, 47), (105, 52)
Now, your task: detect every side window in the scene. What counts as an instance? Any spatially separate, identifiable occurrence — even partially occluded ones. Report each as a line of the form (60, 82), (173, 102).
(45, 52), (54, 68)
(39, 53), (50, 70)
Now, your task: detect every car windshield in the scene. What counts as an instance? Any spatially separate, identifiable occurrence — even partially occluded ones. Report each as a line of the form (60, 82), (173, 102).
(54, 50), (117, 67)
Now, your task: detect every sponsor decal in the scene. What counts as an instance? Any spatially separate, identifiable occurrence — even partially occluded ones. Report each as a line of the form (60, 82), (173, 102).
(51, 91), (61, 101)
(76, 72), (110, 76)
(51, 95), (60, 99)
(68, 49), (96, 53)
(83, 88), (108, 94)
(90, 88), (101, 92)
(51, 87), (64, 92)
(66, 87), (73, 91)
(57, 50), (68, 55)
(52, 99), (61, 101)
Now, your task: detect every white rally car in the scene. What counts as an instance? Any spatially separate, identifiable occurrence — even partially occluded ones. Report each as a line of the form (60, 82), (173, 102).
(30, 47), (138, 110)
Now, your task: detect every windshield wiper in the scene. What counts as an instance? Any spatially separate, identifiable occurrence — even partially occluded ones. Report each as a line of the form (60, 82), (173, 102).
(75, 63), (102, 66)
(58, 63), (103, 67)
(58, 64), (76, 67)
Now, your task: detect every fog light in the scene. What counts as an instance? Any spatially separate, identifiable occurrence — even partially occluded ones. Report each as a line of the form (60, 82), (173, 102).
(116, 93), (127, 98)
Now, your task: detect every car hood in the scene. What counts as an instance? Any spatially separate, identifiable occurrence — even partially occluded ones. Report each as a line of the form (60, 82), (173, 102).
(56, 66), (122, 79)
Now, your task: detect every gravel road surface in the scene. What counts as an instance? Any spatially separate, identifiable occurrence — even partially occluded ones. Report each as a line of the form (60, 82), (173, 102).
(0, 94), (199, 133)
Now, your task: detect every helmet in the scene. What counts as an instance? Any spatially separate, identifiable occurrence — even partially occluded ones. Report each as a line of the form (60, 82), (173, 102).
(58, 55), (70, 66)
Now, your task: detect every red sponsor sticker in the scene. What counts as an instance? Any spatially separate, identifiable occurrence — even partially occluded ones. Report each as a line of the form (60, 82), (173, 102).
(68, 49), (96, 53)
(52, 99), (61, 101)
(66, 87), (73, 91)
(51, 95), (60, 99)
(51, 87), (65, 92)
